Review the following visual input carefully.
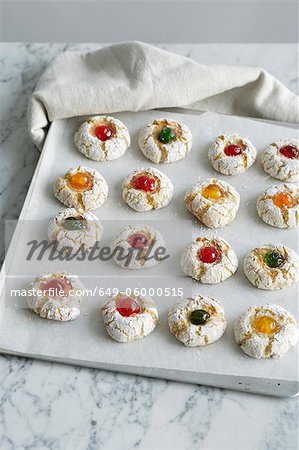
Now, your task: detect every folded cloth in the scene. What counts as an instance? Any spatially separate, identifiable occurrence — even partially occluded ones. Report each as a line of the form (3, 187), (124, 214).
(28, 41), (299, 150)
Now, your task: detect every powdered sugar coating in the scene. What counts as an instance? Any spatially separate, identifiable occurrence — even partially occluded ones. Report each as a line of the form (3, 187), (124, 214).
(181, 236), (238, 283)
(101, 292), (158, 342)
(168, 295), (226, 347)
(138, 118), (192, 163)
(54, 165), (108, 211)
(48, 208), (103, 254)
(122, 167), (173, 212)
(261, 139), (299, 183)
(257, 184), (299, 229)
(111, 224), (165, 270)
(234, 304), (299, 358)
(208, 134), (257, 175)
(27, 272), (85, 321)
(74, 115), (130, 161)
(243, 243), (299, 290)
(184, 178), (240, 228)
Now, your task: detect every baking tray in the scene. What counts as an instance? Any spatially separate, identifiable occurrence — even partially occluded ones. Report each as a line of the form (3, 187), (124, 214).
(0, 111), (298, 397)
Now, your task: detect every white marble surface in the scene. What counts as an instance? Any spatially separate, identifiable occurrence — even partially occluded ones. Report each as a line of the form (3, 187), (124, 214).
(0, 43), (298, 450)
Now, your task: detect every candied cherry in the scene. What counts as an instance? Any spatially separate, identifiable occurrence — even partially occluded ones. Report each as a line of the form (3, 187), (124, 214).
(128, 233), (149, 249)
(69, 172), (92, 191)
(273, 192), (294, 209)
(190, 309), (210, 325)
(224, 144), (242, 156)
(264, 250), (284, 268)
(202, 184), (223, 201)
(253, 315), (279, 335)
(198, 246), (220, 264)
(279, 145), (299, 159)
(133, 175), (156, 192)
(158, 127), (176, 144)
(116, 296), (141, 317)
(40, 278), (71, 297)
(94, 125), (114, 141)
(63, 217), (85, 231)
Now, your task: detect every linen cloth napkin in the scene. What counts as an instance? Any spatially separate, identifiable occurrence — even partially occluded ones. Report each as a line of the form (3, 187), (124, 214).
(28, 41), (299, 150)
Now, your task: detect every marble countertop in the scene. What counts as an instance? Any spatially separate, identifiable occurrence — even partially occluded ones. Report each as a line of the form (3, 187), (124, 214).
(0, 43), (298, 450)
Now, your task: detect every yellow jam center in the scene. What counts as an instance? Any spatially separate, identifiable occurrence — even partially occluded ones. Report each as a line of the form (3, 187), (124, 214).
(273, 192), (294, 209)
(69, 172), (92, 191)
(202, 184), (223, 201)
(253, 315), (279, 335)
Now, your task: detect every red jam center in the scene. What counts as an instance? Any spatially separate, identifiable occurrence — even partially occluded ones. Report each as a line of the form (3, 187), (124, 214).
(279, 145), (299, 159)
(224, 144), (242, 156)
(133, 175), (156, 192)
(198, 246), (220, 264)
(94, 125), (114, 141)
(128, 233), (149, 249)
(116, 296), (141, 317)
(40, 278), (70, 297)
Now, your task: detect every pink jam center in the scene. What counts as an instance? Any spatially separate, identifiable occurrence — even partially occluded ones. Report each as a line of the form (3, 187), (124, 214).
(224, 144), (242, 156)
(279, 145), (299, 159)
(198, 246), (220, 264)
(116, 296), (141, 317)
(128, 233), (149, 249)
(94, 125), (114, 141)
(40, 278), (70, 297)
(133, 175), (156, 192)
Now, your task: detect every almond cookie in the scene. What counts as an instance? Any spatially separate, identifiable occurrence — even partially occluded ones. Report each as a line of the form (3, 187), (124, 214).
(185, 178), (240, 228)
(48, 208), (103, 254)
(243, 243), (299, 290)
(181, 236), (238, 284)
(74, 115), (130, 161)
(54, 165), (108, 211)
(257, 184), (299, 229)
(138, 118), (192, 163)
(122, 167), (173, 212)
(208, 134), (257, 175)
(261, 139), (299, 183)
(168, 295), (226, 347)
(27, 272), (84, 321)
(101, 292), (158, 342)
(111, 224), (165, 270)
(234, 304), (299, 359)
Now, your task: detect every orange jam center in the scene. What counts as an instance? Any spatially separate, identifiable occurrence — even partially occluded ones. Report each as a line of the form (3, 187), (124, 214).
(202, 184), (223, 200)
(273, 192), (294, 209)
(253, 316), (279, 335)
(69, 172), (92, 191)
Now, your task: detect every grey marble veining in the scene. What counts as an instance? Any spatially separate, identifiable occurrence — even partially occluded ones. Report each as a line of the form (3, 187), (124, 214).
(0, 43), (298, 450)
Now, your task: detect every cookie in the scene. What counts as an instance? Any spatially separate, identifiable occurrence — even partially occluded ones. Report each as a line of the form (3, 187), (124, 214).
(181, 236), (238, 284)
(74, 115), (130, 161)
(111, 224), (165, 270)
(208, 134), (256, 175)
(243, 243), (299, 290)
(27, 272), (84, 321)
(234, 304), (299, 359)
(261, 139), (299, 183)
(185, 178), (240, 228)
(257, 184), (299, 229)
(54, 165), (108, 211)
(101, 292), (158, 342)
(168, 295), (226, 347)
(138, 118), (192, 163)
(48, 208), (103, 254)
(122, 167), (173, 212)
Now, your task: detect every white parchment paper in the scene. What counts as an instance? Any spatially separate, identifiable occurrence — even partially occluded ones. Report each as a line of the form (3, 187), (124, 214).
(0, 111), (298, 396)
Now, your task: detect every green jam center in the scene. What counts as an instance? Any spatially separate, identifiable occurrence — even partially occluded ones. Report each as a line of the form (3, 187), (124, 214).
(264, 250), (284, 268)
(158, 127), (176, 143)
(190, 309), (210, 325)
(63, 217), (85, 231)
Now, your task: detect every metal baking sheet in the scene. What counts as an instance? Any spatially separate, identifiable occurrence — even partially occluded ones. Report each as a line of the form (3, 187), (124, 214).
(0, 111), (298, 397)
